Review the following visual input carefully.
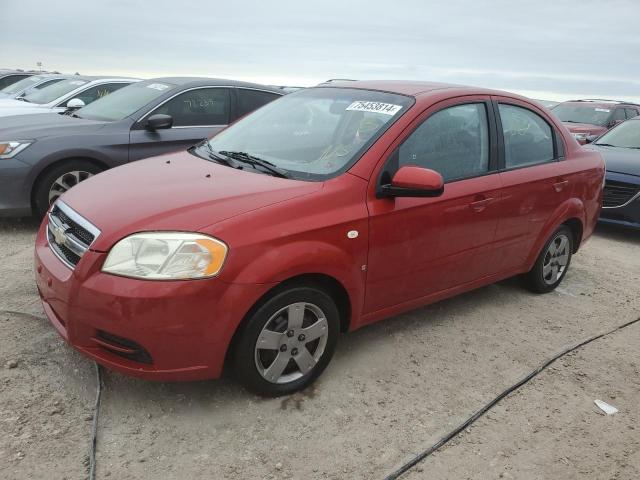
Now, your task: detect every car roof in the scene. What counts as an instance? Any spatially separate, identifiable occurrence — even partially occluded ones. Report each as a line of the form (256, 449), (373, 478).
(560, 99), (640, 107)
(314, 79), (528, 99)
(149, 77), (284, 93)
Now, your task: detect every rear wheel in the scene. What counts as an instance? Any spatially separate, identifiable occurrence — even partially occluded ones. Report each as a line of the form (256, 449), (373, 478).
(33, 160), (103, 217)
(233, 285), (340, 396)
(526, 225), (573, 293)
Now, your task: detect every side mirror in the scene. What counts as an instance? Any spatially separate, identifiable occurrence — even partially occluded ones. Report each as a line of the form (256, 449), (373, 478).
(145, 114), (173, 131)
(379, 166), (444, 198)
(66, 98), (85, 110)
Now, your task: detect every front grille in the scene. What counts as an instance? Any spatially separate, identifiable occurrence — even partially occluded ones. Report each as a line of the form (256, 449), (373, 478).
(52, 206), (95, 245)
(47, 201), (100, 268)
(94, 331), (153, 364)
(603, 181), (640, 208)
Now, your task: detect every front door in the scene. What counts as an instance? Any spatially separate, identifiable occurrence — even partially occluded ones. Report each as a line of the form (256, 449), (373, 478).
(129, 87), (231, 162)
(365, 98), (502, 313)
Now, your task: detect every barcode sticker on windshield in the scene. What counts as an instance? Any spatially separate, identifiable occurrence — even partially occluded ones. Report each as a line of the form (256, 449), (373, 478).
(595, 108), (611, 112)
(346, 101), (403, 116)
(147, 83), (169, 91)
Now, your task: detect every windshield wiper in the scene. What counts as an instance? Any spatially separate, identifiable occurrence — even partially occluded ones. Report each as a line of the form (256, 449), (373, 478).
(192, 141), (241, 168)
(16, 97), (30, 102)
(594, 143), (616, 147)
(218, 150), (290, 178)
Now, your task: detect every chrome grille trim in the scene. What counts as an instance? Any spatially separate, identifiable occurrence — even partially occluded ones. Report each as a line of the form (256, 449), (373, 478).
(47, 201), (101, 269)
(602, 184), (640, 209)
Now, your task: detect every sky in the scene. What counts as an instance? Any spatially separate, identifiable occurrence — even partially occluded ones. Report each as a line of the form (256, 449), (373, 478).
(2, 0), (640, 102)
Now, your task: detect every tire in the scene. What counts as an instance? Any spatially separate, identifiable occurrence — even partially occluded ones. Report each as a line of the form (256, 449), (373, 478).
(33, 160), (103, 218)
(233, 285), (340, 396)
(526, 225), (574, 293)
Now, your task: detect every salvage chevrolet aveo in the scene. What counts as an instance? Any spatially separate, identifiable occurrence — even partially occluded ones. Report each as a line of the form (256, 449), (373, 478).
(34, 81), (604, 396)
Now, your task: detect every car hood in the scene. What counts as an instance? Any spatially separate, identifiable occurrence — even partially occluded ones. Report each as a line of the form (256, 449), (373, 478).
(563, 122), (606, 135)
(0, 104), (59, 117)
(591, 144), (640, 177)
(0, 98), (42, 108)
(0, 112), (107, 138)
(60, 151), (323, 251)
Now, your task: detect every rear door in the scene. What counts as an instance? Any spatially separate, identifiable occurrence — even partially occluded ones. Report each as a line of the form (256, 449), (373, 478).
(128, 87), (231, 161)
(365, 97), (502, 313)
(490, 98), (571, 273)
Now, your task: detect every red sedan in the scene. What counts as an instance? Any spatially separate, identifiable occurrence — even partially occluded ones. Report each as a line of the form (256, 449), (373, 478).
(34, 80), (604, 396)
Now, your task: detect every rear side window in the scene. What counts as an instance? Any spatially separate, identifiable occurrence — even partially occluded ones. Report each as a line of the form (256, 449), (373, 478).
(237, 89), (280, 118)
(154, 88), (230, 126)
(65, 82), (129, 107)
(611, 108), (626, 122)
(499, 104), (554, 169)
(625, 108), (638, 119)
(397, 103), (490, 182)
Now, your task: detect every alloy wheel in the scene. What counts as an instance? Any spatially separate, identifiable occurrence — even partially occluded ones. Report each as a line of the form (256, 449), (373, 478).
(48, 170), (94, 204)
(254, 302), (329, 384)
(542, 233), (570, 285)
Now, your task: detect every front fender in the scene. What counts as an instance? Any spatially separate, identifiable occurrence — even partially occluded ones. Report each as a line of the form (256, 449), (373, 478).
(524, 197), (586, 270)
(223, 239), (366, 328)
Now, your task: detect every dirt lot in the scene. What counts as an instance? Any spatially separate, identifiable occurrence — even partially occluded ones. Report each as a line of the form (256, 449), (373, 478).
(1, 218), (639, 480)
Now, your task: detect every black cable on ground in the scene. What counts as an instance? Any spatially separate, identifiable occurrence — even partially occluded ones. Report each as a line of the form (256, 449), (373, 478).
(89, 362), (103, 480)
(383, 316), (640, 480)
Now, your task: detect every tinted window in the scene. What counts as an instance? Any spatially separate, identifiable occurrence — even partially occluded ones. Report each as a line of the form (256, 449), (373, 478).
(24, 78), (89, 104)
(1, 75), (44, 94)
(625, 108), (638, 119)
(499, 104), (554, 169)
(237, 89), (280, 118)
(0, 74), (30, 90)
(154, 88), (230, 126)
(397, 103), (489, 182)
(63, 83), (129, 107)
(611, 108), (626, 122)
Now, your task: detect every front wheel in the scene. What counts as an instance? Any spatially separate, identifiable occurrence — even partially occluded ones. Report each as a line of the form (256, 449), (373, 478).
(33, 160), (103, 218)
(233, 285), (340, 396)
(526, 225), (573, 293)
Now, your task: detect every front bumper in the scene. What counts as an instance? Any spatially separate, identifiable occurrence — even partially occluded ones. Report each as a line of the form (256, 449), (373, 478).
(599, 172), (640, 230)
(0, 157), (33, 216)
(34, 220), (273, 381)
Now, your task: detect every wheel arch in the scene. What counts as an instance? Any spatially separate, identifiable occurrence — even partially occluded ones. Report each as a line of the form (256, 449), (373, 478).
(223, 272), (352, 373)
(30, 156), (109, 211)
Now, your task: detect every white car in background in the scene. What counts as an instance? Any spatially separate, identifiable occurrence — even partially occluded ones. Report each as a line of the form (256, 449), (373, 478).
(0, 74), (72, 100)
(0, 76), (139, 117)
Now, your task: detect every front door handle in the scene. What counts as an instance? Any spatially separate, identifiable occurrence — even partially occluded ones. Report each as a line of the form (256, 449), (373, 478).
(553, 180), (569, 192)
(468, 197), (494, 212)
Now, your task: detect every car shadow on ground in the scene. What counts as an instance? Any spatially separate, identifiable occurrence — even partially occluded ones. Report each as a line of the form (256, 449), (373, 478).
(0, 216), (40, 233)
(593, 222), (640, 245)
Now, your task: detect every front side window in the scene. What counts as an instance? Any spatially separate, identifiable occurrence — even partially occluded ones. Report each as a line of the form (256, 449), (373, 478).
(237, 89), (281, 118)
(153, 88), (230, 126)
(23, 78), (89, 104)
(611, 108), (626, 122)
(77, 81), (176, 122)
(63, 82), (129, 107)
(625, 108), (638, 119)
(499, 104), (554, 169)
(205, 87), (413, 180)
(395, 103), (490, 182)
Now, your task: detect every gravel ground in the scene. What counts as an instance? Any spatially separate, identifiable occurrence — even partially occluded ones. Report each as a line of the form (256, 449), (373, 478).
(0, 218), (638, 480)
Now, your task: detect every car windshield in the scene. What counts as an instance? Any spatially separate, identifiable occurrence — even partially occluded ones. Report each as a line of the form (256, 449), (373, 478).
(77, 81), (177, 121)
(205, 87), (414, 180)
(595, 120), (640, 149)
(551, 103), (612, 126)
(1, 75), (44, 94)
(23, 78), (89, 104)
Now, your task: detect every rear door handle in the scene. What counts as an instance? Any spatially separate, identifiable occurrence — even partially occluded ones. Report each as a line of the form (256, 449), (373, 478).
(468, 197), (494, 212)
(553, 180), (569, 192)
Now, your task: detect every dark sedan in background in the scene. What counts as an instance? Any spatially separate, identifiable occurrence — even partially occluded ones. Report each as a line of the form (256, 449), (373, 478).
(590, 118), (640, 229)
(0, 77), (284, 216)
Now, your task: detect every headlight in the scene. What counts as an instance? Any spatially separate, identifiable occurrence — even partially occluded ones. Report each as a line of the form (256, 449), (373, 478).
(102, 232), (228, 280)
(0, 140), (32, 159)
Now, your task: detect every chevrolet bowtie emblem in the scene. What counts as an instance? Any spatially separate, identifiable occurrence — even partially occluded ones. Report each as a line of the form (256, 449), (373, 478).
(52, 224), (68, 246)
